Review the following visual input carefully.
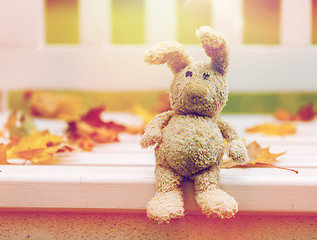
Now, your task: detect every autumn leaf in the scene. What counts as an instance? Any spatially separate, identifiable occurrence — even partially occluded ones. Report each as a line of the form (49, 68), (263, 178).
(81, 106), (126, 132)
(155, 92), (171, 113)
(5, 110), (36, 140)
(222, 141), (298, 174)
(133, 104), (154, 126)
(297, 102), (317, 121)
(0, 143), (9, 165)
(245, 123), (296, 136)
(24, 90), (82, 121)
(6, 131), (73, 164)
(66, 106), (144, 150)
(66, 107), (121, 151)
(274, 102), (317, 121)
(246, 141), (285, 165)
(72, 138), (95, 152)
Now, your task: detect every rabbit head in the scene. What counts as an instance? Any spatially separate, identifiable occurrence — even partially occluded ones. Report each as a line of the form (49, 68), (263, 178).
(144, 26), (230, 117)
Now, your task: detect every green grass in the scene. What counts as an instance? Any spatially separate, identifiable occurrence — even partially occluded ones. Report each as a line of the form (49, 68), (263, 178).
(8, 90), (317, 115)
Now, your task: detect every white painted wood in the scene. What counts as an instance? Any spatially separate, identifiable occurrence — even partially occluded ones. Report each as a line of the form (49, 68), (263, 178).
(0, 0), (41, 46)
(1, 46), (317, 92)
(228, 46), (317, 92)
(0, 113), (317, 213)
(0, 165), (316, 213)
(145, 0), (177, 44)
(281, 0), (311, 45)
(80, 0), (111, 46)
(212, 0), (243, 45)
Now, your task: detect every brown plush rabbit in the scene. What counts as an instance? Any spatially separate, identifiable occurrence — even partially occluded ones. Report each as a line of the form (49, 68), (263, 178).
(141, 26), (248, 223)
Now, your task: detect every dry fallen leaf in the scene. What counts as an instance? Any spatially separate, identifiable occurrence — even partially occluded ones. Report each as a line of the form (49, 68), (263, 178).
(81, 106), (126, 132)
(24, 90), (82, 121)
(133, 104), (154, 126)
(5, 110), (36, 141)
(222, 141), (298, 174)
(245, 123), (296, 136)
(0, 143), (9, 165)
(2, 111), (73, 164)
(246, 141), (285, 165)
(155, 92), (171, 113)
(66, 106), (125, 151)
(6, 131), (73, 164)
(274, 102), (317, 121)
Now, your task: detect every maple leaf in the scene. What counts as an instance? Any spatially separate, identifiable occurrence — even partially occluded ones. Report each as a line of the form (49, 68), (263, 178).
(246, 141), (284, 165)
(222, 141), (298, 174)
(66, 108), (121, 151)
(73, 138), (95, 152)
(24, 90), (82, 121)
(155, 92), (171, 113)
(0, 143), (9, 165)
(6, 131), (73, 164)
(274, 102), (317, 121)
(5, 110), (36, 140)
(133, 104), (154, 126)
(245, 123), (296, 136)
(81, 106), (126, 132)
(66, 106), (144, 150)
(296, 102), (317, 121)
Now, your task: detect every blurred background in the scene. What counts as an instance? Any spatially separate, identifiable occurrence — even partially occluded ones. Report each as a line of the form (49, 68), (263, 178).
(0, 0), (316, 114)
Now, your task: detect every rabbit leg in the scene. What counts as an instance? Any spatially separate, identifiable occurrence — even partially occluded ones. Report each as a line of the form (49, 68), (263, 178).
(192, 165), (238, 219)
(146, 165), (184, 223)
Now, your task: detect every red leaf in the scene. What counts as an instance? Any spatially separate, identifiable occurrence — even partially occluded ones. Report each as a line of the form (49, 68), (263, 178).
(81, 106), (126, 132)
(274, 102), (316, 122)
(296, 102), (316, 121)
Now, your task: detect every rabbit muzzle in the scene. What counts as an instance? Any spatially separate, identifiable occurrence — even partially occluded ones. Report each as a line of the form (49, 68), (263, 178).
(184, 81), (208, 101)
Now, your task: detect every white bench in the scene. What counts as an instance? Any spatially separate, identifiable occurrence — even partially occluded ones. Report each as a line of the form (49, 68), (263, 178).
(0, 0), (316, 215)
(0, 113), (316, 214)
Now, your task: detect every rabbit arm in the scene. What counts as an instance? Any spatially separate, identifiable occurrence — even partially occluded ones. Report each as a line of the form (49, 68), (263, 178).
(217, 117), (249, 165)
(196, 26), (230, 76)
(140, 111), (175, 149)
(144, 41), (192, 74)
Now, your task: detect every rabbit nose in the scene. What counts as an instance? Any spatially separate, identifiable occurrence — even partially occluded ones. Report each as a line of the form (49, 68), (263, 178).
(184, 81), (208, 99)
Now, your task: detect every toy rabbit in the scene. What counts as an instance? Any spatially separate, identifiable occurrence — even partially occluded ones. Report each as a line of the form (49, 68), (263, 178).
(141, 26), (248, 223)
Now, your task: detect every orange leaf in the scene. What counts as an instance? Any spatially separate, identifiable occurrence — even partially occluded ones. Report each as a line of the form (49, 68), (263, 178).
(246, 123), (296, 136)
(66, 120), (119, 151)
(26, 91), (82, 120)
(222, 141), (297, 173)
(246, 141), (284, 165)
(274, 108), (296, 121)
(6, 131), (72, 163)
(274, 102), (317, 122)
(155, 92), (171, 113)
(74, 138), (95, 152)
(0, 143), (9, 165)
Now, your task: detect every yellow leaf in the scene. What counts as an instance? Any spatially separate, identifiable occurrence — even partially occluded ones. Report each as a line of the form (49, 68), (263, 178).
(6, 131), (70, 163)
(0, 143), (9, 165)
(133, 104), (154, 126)
(26, 91), (82, 121)
(246, 141), (285, 165)
(222, 141), (297, 173)
(245, 123), (296, 136)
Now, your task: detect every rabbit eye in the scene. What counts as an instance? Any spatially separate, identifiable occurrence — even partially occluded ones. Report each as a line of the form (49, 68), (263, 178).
(185, 71), (193, 77)
(203, 72), (210, 80)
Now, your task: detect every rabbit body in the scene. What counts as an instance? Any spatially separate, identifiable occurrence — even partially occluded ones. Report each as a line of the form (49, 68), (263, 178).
(141, 26), (248, 223)
(157, 114), (225, 177)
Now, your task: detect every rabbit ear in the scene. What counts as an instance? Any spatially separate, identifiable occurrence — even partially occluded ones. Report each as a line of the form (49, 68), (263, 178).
(144, 41), (192, 74)
(196, 26), (230, 75)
